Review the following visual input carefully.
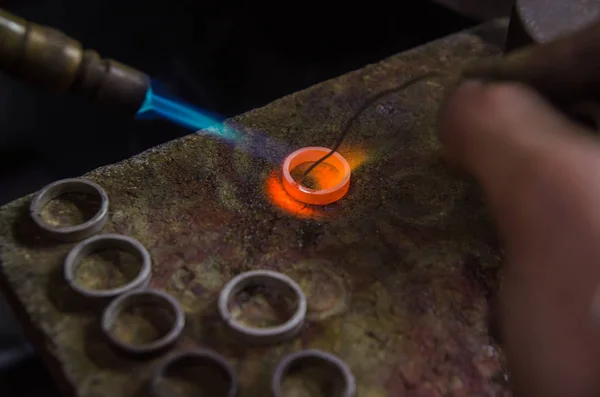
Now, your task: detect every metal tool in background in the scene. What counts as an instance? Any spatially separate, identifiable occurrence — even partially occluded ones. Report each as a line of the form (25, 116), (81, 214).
(463, 17), (600, 113)
(465, 0), (600, 129)
(475, 0), (600, 101)
(506, 0), (600, 51)
(467, 17), (600, 105)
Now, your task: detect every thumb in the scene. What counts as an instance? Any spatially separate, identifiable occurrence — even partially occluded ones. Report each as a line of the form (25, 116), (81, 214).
(439, 81), (599, 247)
(440, 81), (600, 397)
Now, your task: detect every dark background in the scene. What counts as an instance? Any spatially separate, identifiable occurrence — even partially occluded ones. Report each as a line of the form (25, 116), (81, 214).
(0, 1), (503, 395)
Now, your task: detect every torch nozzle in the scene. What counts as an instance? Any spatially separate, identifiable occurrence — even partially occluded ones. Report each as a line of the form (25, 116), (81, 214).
(0, 8), (150, 114)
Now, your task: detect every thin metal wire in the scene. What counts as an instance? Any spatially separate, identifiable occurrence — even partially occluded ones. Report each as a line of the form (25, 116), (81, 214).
(297, 72), (443, 186)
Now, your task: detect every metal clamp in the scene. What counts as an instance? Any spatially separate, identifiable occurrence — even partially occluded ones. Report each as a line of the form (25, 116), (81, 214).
(218, 270), (307, 344)
(30, 178), (109, 242)
(150, 349), (239, 397)
(272, 349), (356, 397)
(64, 234), (152, 299)
(101, 289), (184, 355)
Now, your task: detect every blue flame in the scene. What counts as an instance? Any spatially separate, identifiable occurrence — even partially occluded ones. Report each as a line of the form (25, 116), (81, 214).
(135, 82), (291, 163)
(136, 84), (238, 141)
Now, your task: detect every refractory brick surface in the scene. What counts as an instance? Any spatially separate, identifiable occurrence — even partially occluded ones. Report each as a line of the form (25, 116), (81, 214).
(0, 20), (510, 397)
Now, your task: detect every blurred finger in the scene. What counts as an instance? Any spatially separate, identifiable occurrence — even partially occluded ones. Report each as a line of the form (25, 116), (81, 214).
(440, 80), (600, 397)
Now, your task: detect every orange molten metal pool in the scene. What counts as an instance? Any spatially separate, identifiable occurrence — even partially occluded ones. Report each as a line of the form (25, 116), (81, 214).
(282, 147), (351, 206)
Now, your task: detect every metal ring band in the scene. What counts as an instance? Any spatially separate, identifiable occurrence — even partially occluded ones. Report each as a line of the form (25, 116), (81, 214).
(218, 270), (307, 344)
(29, 178), (109, 242)
(63, 233), (152, 299)
(282, 146), (352, 205)
(150, 349), (239, 397)
(272, 349), (356, 397)
(101, 289), (184, 355)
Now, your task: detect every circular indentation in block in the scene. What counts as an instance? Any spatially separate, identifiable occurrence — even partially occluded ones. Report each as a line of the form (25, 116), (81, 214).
(218, 270), (306, 344)
(30, 178), (108, 241)
(291, 260), (348, 321)
(385, 170), (463, 226)
(64, 234), (152, 299)
(102, 289), (184, 354)
(282, 147), (351, 205)
(151, 349), (238, 397)
(272, 349), (356, 397)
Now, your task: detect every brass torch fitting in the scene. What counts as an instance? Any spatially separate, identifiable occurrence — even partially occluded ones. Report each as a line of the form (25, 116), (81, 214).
(0, 9), (150, 114)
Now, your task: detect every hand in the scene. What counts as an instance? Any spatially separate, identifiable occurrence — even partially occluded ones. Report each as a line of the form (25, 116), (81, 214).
(439, 81), (600, 397)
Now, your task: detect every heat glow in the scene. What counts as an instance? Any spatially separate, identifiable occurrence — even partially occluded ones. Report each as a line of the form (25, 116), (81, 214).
(265, 147), (368, 218)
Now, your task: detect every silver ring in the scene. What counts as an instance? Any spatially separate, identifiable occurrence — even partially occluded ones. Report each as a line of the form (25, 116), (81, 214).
(218, 270), (306, 344)
(101, 289), (184, 355)
(64, 234), (152, 299)
(272, 349), (356, 397)
(150, 349), (239, 397)
(30, 178), (109, 242)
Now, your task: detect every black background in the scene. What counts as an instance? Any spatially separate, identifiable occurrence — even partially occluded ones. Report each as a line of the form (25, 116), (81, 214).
(0, 1), (479, 395)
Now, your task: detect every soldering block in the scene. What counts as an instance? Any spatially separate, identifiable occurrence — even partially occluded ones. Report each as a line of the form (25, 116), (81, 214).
(0, 20), (508, 397)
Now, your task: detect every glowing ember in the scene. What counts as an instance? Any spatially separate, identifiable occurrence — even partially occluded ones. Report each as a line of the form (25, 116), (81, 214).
(282, 147), (351, 206)
(341, 146), (367, 171)
(290, 161), (343, 190)
(264, 146), (368, 218)
(265, 172), (323, 219)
